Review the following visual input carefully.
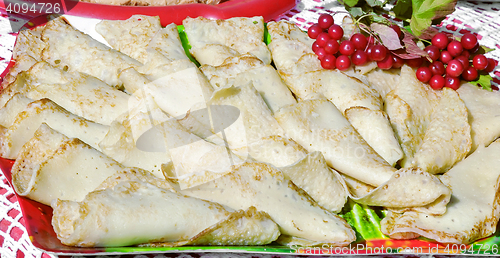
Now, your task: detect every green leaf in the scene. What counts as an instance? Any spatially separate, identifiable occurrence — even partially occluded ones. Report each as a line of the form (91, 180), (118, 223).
(366, 0), (384, 7)
(476, 45), (495, 55)
(348, 7), (365, 18)
(340, 201), (387, 240)
(177, 25), (200, 66)
(410, 0), (457, 37)
(471, 74), (493, 91)
(339, 0), (359, 8)
(393, 0), (412, 20)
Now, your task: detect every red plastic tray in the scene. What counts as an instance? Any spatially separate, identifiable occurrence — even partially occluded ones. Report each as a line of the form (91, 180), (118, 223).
(0, 0), (297, 26)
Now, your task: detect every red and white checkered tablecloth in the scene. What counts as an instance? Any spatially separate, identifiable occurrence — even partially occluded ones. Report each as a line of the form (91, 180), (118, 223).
(1, 0), (500, 257)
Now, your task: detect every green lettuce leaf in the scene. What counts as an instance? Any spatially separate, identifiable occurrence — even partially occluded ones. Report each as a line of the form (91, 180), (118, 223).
(339, 0), (360, 8)
(410, 0), (457, 37)
(471, 74), (493, 91)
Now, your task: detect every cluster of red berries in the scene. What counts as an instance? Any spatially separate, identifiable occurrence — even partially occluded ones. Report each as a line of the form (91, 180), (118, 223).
(415, 32), (496, 90)
(308, 14), (406, 71)
(308, 13), (498, 91)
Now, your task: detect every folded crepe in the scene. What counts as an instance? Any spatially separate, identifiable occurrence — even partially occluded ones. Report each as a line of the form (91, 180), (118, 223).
(166, 161), (356, 246)
(456, 83), (500, 152)
(279, 151), (348, 213)
(41, 17), (142, 87)
(144, 23), (191, 64)
(381, 139), (500, 244)
(266, 21), (315, 73)
(280, 69), (383, 113)
(0, 98), (109, 159)
(96, 15), (162, 63)
(267, 21), (402, 166)
(183, 16), (271, 66)
(200, 55), (297, 113)
(145, 66), (214, 118)
(11, 124), (125, 205)
(208, 82), (285, 154)
(245, 136), (347, 213)
(351, 167), (451, 215)
(366, 68), (400, 102)
(274, 97), (396, 187)
(247, 136), (449, 214)
(20, 62), (130, 125)
(98, 90), (172, 178)
(345, 107), (403, 166)
(158, 118), (243, 189)
(411, 88), (471, 174)
(52, 179), (280, 247)
(1, 54), (37, 91)
(12, 26), (46, 61)
(384, 65), (440, 167)
(0, 93), (32, 128)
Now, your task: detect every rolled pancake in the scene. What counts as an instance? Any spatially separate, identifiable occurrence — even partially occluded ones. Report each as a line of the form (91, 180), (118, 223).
(12, 26), (45, 61)
(366, 68), (400, 102)
(0, 99), (109, 159)
(140, 58), (199, 81)
(384, 65), (439, 167)
(24, 62), (130, 125)
(167, 161), (356, 246)
(247, 135), (307, 167)
(41, 17), (142, 88)
(411, 88), (471, 174)
(208, 83), (285, 154)
(1, 54), (37, 90)
(341, 174), (375, 197)
(274, 97), (396, 187)
(266, 21), (315, 73)
(201, 55), (266, 87)
(132, 62), (214, 118)
(146, 23), (190, 62)
(280, 69), (382, 113)
(119, 65), (222, 145)
(350, 167), (451, 214)
(230, 65), (297, 113)
(0, 93), (32, 128)
(345, 107), (403, 166)
(118, 67), (150, 94)
(246, 136), (347, 213)
(201, 55), (297, 113)
(183, 16), (271, 65)
(190, 44), (240, 67)
(96, 15), (162, 63)
(11, 124), (124, 205)
(0, 72), (29, 109)
(280, 151), (348, 213)
(248, 136), (449, 213)
(457, 83), (500, 152)
(98, 92), (171, 178)
(99, 121), (171, 178)
(147, 66), (214, 117)
(159, 119), (243, 189)
(95, 167), (174, 192)
(381, 139), (500, 244)
(52, 180), (279, 247)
